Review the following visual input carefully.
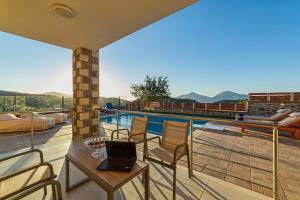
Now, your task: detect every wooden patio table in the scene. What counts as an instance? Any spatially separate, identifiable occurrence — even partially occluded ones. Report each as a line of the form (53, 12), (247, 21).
(65, 140), (149, 200)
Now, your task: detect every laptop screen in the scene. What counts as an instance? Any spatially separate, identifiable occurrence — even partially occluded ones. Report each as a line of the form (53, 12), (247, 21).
(105, 141), (136, 159)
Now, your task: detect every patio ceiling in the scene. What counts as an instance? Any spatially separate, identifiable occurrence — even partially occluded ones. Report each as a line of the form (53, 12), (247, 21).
(0, 0), (198, 50)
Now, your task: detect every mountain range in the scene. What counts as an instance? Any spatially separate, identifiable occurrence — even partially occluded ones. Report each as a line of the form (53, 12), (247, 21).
(42, 91), (72, 98)
(177, 91), (248, 103)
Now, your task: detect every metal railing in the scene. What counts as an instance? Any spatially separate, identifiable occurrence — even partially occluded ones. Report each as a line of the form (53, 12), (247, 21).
(100, 109), (280, 200)
(1, 109), (280, 199)
(0, 95), (72, 112)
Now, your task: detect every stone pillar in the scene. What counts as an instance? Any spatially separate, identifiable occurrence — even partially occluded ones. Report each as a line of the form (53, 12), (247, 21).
(72, 47), (99, 139)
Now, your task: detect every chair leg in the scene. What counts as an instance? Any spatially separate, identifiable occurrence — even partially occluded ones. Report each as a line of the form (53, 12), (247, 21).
(186, 145), (192, 178)
(51, 183), (57, 200)
(43, 186), (47, 197)
(142, 144), (147, 183)
(55, 181), (62, 200)
(173, 165), (177, 200)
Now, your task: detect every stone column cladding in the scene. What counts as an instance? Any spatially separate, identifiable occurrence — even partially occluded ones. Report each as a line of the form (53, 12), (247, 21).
(72, 47), (99, 139)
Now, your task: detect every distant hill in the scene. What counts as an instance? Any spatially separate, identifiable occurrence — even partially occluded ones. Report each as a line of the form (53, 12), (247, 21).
(177, 92), (211, 103)
(41, 91), (72, 98)
(0, 90), (32, 96)
(177, 91), (248, 103)
(0, 89), (129, 108)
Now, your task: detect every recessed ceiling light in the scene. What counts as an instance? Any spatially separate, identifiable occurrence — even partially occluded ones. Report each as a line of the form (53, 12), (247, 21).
(52, 4), (75, 19)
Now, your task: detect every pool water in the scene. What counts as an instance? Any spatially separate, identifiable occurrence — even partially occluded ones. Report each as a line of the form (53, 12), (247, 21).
(100, 113), (208, 136)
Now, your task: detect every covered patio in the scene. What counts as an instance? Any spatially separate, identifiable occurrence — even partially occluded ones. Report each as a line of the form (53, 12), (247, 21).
(0, 1), (296, 200)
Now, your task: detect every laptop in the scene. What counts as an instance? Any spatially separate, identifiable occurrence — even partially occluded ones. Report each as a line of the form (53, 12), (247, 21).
(97, 141), (137, 172)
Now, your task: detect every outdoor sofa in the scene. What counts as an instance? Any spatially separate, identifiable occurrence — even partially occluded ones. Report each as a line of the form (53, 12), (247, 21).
(0, 113), (55, 133)
(235, 108), (292, 122)
(235, 112), (300, 139)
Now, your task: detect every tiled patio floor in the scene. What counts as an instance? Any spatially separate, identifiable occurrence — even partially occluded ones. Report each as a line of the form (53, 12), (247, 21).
(0, 122), (300, 199)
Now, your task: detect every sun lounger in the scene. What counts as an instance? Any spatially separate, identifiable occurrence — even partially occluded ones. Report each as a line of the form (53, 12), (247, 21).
(235, 109), (292, 122)
(20, 112), (68, 123)
(235, 112), (300, 139)
(0, 113), (55, 133)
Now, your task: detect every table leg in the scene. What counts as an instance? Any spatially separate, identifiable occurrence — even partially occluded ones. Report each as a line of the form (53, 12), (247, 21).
(65, 157), (70, 192)
(107, 191), (114, 200)
(144, 167), (149, 200)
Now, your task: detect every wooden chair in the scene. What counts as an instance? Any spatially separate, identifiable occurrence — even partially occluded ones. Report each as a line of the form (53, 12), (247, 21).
(144, 120), (191, 200)
(111, 117), (148, 143)
(0, 149), (62, 200)
(111, 117), (148, 159)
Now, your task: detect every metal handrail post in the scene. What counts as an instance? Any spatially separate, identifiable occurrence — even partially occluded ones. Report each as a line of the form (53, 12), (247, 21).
(116, 111), (119, 139)
(31, 111), (34, 149)
(189, 119), (193, 176)
(273, 126), (279, 200)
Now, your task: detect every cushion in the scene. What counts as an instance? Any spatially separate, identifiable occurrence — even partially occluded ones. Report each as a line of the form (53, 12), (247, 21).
(288, 112), (300, 117)
(20, 112), (39, 118)
(0, 114), (18, 121)
(277, 109), (290, 113)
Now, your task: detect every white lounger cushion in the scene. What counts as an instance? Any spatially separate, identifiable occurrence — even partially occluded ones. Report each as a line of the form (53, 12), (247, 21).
(288, 112), (300, 117)
(20, 112), (68, 123)
(277, 109), (290, 113)
(41, 113), (68, 123)
(0, 114), (19, 121)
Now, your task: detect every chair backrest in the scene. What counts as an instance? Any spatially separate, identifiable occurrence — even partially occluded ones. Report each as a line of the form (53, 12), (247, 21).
(278, 113), (300, 128)
(271, 109), (292, 121)
(162, 120), (188, 148)
(129, 117), (148, 137)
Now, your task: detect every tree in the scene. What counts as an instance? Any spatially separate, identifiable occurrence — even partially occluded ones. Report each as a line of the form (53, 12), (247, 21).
(130, 75), (171, 103)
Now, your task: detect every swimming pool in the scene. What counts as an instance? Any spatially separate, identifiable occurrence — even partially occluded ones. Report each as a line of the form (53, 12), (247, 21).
(100, 113), (209, 136)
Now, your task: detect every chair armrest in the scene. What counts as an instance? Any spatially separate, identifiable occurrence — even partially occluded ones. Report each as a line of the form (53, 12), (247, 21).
(0, 162), (56, 182)
(111, 128), (130, 140)
(0, 162), (58, 200)
(128, 132), (146, 141)
(174, 143), (187, 162)
(0, 149), (44, 164)
(12, 179), (62, 200)
(144, 136), (161, 145)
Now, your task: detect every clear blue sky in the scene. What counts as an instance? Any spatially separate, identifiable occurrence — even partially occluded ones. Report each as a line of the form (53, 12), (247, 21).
(1, 0), (300, 100)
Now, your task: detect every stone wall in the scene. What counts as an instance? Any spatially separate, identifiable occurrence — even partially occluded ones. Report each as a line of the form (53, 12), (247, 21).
(72, 47), (99, 139)
(248, 101), (300, 116)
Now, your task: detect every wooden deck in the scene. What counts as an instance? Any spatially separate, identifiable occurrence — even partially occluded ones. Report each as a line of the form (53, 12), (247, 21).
(0, 122), (300, 200)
